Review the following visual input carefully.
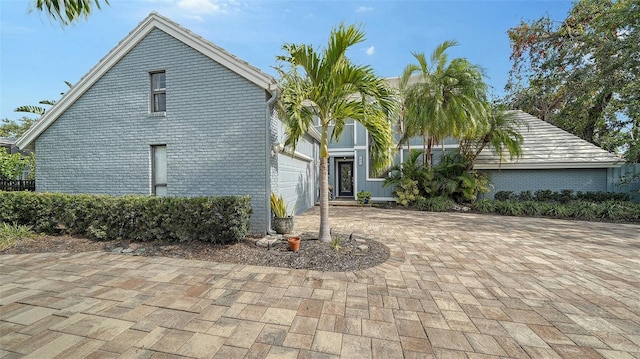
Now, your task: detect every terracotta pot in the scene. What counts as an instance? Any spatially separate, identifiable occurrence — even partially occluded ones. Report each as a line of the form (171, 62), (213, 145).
(288, 237), (300, 252)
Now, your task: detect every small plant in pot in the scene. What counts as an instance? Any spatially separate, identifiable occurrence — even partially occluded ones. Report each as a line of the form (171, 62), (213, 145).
(271, 193), (294, 234)
(357, 190), (372, 205)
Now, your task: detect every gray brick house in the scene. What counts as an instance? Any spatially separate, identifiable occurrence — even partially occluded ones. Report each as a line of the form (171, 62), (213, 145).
(17, 13), (320, 233)
(325, 106), (625, 201)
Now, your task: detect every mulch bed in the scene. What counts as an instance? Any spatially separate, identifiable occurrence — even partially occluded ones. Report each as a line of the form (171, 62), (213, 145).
(1, 232), (390, 272)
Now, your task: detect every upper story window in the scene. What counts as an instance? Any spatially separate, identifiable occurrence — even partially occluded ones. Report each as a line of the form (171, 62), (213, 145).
(151, 71), (166, 113)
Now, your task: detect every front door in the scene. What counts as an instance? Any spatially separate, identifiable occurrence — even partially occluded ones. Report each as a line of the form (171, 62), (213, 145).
(337, 161), (354, 197)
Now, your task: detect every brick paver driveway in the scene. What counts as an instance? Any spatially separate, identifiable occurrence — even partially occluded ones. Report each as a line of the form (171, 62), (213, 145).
(1, 207), (639, 358)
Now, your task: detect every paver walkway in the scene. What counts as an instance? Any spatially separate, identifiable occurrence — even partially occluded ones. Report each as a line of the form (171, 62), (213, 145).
(1, 207), (639, 358)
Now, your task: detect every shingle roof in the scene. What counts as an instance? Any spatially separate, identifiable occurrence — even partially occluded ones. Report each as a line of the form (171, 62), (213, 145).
(474, 110), (624, 169)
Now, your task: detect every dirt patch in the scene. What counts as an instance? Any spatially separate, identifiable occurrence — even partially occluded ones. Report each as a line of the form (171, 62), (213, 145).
(1, 233), (390, 272)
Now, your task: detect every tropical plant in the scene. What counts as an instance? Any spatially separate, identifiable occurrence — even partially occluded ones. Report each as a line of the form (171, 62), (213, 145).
(459, 106), (525, 168)
(276, 23), (396, 242)
(384, 149), (431, 191)
(15, 81), (72, 116)
(400, 40), (489, 167)
(270, 193), (291, 218)
(385, 149), (490, 204)
(431, 151), (490, 202)
(394, 178), (420, 207)
(31, 0), (109, 25)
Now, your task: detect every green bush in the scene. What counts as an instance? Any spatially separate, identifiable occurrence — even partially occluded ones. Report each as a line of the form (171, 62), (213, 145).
(497, 189), (631, 203)
(471, 199), (639, 223)
(414, 196), (455, 212)
(394, 178), (420, 206)
(494, 191), (514, 201)
(473, 199), (495, 213)
(0, 192), (252, 243)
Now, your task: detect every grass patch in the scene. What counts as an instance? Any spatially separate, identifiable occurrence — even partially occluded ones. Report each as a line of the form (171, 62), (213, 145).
(0, 223), (34, 251)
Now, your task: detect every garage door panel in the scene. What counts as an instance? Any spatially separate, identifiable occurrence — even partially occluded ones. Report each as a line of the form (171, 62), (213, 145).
(278, 154), (314, 215)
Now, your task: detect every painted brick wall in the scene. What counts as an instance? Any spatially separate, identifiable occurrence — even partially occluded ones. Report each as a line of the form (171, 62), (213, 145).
(481, 168), (608, 198)
(36, 28), (270, 232)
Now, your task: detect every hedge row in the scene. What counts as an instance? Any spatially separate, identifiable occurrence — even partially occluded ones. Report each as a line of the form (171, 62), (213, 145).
(473, 199), (640, 222)
(0, 191), (252, 243)
(494, 190), (630, 203)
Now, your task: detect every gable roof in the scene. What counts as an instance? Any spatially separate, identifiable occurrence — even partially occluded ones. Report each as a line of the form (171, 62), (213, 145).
(17, 12), (277, 150)
(474, 110), (624, 169)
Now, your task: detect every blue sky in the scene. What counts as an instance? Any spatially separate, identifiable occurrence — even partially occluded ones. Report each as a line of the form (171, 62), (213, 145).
(0, 0), (573, 121)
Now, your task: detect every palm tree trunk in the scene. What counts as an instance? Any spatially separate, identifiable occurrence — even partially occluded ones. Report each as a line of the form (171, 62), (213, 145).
(318, 125), (331, 243)
(426, 135), (433, 168)
(423, 133), (428, 167)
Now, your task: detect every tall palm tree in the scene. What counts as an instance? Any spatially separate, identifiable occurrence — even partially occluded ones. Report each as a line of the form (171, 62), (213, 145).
(276, 23), (396, 243)
(459, 106), (526, 169)
(31, 0), (108, 25)
(400, 40), (488, 167)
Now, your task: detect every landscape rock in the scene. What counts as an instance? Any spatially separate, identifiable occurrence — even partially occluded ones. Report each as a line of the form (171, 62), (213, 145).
(256, 235), (282, 249)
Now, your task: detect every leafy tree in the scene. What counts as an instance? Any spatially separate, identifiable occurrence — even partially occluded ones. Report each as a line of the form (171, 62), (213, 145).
(400, 40), (489, 167)
(0, 117), (36, 139)
(459, 106), (525, 168)
(31, 0), (109, 25)
(506, 0), (639, 162)
(276, 23), (396, 243)
(0, 148), (30, 180)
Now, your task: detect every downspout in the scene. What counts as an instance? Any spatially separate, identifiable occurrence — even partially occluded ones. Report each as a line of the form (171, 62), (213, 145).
(265, 86), (279, 235)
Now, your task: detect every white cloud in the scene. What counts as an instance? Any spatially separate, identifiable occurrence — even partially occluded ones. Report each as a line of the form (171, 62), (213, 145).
(356, 6), (373, 13)
(366, 46), (375, 56)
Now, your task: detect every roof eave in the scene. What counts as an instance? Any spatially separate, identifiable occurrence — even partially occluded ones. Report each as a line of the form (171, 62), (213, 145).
(16, 12), (277, 150)
(474, 161), (625, 170)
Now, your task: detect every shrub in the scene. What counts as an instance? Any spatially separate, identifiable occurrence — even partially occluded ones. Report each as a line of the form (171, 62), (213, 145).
(394, 178), (420, 206)
(414, 196), (455, 212)
(0, 192), (251, 243)
(534, 189), (554, 202)
(518, 191), (534, 201)
(472, 200), (495, 213)
(357, 191), (372, 205)
(575, 191), (630, 202)
(494, 191), (514, 201)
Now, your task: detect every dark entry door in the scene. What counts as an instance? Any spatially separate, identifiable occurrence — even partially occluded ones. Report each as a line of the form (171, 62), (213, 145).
(337, 161), (354, 197)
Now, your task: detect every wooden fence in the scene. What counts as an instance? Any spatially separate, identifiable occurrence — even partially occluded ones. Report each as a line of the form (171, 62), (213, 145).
(0, 180), (35, 192)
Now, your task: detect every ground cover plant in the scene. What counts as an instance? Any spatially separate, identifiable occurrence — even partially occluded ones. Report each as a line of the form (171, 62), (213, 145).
(473, 190), (639, 223)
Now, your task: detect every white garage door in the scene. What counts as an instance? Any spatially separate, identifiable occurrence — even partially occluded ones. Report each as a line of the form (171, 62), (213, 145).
(277, 153), (314, 215)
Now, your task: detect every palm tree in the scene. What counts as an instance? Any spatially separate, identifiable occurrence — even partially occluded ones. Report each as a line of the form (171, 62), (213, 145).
(15, 81), (72, 116)
(31, 0), (108, 25)
(400, 40), (488, 167)
(276, 23), (396, 243)
(459, 106), (526, 169)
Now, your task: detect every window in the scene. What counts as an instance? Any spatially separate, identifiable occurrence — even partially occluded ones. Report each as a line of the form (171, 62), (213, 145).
(152, 145), (167, 196)
(151, 72), (166, 112)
